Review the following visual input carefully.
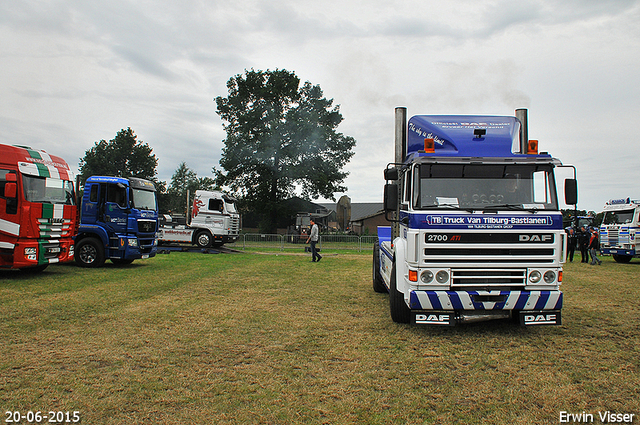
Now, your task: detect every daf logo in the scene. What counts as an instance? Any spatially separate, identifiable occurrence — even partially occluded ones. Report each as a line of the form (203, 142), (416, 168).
(519, 234), (552, 242)
(524, 314), (558, 324)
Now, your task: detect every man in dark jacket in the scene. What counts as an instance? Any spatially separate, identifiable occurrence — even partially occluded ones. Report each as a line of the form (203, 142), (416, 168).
(578, 226), (590, 263)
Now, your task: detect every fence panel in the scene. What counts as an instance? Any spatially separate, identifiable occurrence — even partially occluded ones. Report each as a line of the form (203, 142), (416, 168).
(241, 233), (283, 251)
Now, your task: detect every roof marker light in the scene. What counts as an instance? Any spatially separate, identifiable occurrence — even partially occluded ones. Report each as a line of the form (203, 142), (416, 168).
(527, 139), (539, 154)
(424, 138), (435, 153)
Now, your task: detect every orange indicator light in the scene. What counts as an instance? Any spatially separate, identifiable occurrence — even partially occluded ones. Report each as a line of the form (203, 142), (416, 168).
(424, 138), (435, 153)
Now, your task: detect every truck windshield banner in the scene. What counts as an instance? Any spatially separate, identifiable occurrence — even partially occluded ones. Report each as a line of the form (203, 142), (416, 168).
(407, 213), (562, 230)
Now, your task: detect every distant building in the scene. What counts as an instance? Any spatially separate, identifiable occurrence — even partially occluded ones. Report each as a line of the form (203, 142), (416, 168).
(319, 202), (384, 235)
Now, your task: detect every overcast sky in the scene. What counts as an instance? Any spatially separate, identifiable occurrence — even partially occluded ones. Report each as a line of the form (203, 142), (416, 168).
(2, 0), (639, 212)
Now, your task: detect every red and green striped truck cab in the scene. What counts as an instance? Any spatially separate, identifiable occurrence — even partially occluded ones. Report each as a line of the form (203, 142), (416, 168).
(0, 143), (77, 272)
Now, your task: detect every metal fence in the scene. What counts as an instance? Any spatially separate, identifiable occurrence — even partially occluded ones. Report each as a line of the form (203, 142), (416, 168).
(227, 234), (378, 252)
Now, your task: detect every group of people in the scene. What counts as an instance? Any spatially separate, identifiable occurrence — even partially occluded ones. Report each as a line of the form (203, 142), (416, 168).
(567, 226), (602, 265)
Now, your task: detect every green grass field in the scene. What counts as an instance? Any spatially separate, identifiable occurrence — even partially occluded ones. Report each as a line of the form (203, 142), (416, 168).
(1, 252), (638, 424)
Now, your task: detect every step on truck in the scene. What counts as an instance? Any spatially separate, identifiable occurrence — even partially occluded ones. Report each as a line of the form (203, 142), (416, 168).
(599, 197), (640, 263)
(373, 108), (578, 326)
(158, 190), (240, 248)
(0, 143), (77, 272)
(75, 176), (158, 267)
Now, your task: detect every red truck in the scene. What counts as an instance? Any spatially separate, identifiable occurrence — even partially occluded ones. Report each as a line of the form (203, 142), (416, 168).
(0, 143), (77, 272)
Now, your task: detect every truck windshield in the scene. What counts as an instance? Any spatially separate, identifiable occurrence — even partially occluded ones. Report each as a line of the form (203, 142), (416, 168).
(22, 175), (75, 205)
(602, 209), (635, 225)
(131, 188), (157, 211)
(226, 200), (237, 214)
(412, 163), (558, 211)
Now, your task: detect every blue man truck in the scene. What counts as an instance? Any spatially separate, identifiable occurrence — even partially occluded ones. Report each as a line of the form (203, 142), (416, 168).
(374, 108), (578, 326)
(74, 176), (158, 267)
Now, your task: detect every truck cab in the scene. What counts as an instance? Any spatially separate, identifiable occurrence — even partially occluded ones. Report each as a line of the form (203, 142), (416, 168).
(375, 108), (578, 326)
(0, 144), (77, 272)
(159, 190), (240, 247)
(599, 197), (640, 263)
(75, 176), (158, 267)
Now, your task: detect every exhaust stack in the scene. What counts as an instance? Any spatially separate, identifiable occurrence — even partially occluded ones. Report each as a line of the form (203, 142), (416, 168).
(515, 108), (528, 154)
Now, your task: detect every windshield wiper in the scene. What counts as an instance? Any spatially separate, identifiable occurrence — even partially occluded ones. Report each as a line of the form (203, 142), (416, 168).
(484, 203), (526, 211)
(423, 203), (475, 212)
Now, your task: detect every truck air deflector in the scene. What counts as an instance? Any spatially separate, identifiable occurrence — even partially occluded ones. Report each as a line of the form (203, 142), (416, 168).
(407, 115), (521, 157)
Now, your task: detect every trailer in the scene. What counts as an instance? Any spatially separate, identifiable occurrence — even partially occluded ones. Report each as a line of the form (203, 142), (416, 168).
(374, 108), (578, 326)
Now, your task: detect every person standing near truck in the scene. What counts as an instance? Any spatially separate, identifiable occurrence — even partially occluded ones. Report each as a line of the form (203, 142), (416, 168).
(588, 228), (602, 265)
(567, 227), (577, 262)
(306, 219), (322, 262)
(578, 226), (590, 263)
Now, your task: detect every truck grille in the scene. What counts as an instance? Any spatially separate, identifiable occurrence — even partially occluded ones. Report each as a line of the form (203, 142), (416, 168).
(451, 269), (527, 287)
(229, 217), (240, 235)
(424, 247), (555, 263)
(138, 220), (157, 233)
(38, 218), (73, 238)
(606, 228), (619, 245)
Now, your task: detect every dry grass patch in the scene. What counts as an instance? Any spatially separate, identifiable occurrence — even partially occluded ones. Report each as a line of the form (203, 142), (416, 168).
(1, 252), (638, 424)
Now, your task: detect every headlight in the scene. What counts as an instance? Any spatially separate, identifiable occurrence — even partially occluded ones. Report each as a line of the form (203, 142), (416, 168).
(24, 247), (37, 255)
(529, 270), (542, 283)
(128, 239), (138, 247)
(544, 271), (556, 283)
(435, 270), (449, 284)
(420, 270), (434, 284)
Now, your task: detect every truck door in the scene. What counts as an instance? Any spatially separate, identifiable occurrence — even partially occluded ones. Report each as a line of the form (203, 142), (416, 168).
(100, 183), (129, 236)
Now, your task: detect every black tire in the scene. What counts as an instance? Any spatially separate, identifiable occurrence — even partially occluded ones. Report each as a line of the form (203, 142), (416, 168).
(195, 230), (212, 248)
(389, 262), (411, 323)
(111, 258), (134, 265)
(612, 254), (632, 263)
(372, 240), (387, 293)
(75, 238), (105, 268)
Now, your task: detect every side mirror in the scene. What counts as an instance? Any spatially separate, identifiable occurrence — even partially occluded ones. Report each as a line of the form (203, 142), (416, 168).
(384, 167), (398, 181)
(4, 182), (17, 198)
(384, 183), (398, 212)
(564, 179), (578, 205)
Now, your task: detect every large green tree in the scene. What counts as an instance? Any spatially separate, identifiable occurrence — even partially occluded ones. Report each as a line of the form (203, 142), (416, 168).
(78, 128), (158, 184)
(215, 69), (356, 232)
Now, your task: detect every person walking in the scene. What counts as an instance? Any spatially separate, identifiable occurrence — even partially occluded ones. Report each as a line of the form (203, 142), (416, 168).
(578, 226), (590, 263)
(588, 228), (602, 265)
(306, 219), (322, 262)
(567, 227), (577, 262)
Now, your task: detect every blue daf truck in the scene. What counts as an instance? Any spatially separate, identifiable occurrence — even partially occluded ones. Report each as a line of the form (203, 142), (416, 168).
(374, 108), (578, 326)
(74, 176), (158, 267)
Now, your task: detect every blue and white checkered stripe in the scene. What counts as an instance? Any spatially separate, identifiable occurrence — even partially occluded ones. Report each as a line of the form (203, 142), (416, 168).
(409, 290), (563, 311)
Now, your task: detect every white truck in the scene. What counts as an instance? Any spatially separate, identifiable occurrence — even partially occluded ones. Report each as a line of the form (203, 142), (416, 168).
(158, 190), (240, 248)
(374, 108), (578, 326)
(599, 197), (640, 263)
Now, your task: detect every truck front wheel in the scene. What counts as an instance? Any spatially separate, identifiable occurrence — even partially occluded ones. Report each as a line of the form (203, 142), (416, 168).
(75, 238), (105, 268)
(195, 230), (213, 248)
(389, 263), (411, 323)
(613, 254), (632, 263)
